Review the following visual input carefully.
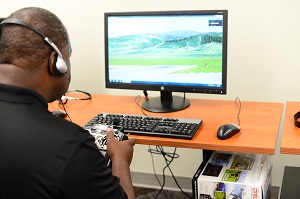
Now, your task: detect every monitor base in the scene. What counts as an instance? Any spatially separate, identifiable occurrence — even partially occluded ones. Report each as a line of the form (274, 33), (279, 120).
(142, 95), (190, 113)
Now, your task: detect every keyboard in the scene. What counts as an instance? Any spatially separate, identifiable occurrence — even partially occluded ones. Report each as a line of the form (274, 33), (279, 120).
(83, 113), (203, 140)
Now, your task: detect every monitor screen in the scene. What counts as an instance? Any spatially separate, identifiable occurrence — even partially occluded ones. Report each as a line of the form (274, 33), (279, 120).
(104, 10), (228, 113)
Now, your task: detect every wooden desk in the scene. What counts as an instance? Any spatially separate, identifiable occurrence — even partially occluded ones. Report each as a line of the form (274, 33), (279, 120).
(281, 101), (300, 155)
(49, 94), (283, 155)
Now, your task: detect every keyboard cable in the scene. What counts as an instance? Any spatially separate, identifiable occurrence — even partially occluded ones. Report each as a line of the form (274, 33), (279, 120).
(136, 93), (192, 198)
(148, 146), (192, 199)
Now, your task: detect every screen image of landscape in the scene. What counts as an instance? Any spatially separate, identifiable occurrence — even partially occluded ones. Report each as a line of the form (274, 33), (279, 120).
(106, 13), (224, 89)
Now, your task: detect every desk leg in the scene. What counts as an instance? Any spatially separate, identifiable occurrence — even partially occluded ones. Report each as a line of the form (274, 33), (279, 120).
(279, 166), (300, 198)
(202, 150), (214, 160)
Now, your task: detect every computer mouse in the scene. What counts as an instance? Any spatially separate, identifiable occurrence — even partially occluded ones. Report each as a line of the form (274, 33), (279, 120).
(217, 123), (241, 140)
(52, 110), (67, 118)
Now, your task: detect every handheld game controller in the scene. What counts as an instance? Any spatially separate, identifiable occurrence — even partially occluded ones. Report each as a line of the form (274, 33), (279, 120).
(83, 124), (127, 167)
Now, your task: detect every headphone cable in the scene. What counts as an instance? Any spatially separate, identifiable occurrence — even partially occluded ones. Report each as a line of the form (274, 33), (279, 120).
(58, 99), (72, 122)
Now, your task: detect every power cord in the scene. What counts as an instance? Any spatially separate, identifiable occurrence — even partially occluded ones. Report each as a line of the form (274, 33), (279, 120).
(134, 95), (148, 116)
(136, 92), (192, 198)
(148, 146), (170, 199)
(143, 90), (149, 100)
(148, 146), (192, 199)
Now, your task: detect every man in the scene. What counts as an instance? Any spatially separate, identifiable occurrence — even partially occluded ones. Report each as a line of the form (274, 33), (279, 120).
(0, 7), (135, 199)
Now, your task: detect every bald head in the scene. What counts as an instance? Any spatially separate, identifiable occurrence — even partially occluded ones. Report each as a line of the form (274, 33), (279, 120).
(0, 7), (70, 69)
(0, 7), (72, 102)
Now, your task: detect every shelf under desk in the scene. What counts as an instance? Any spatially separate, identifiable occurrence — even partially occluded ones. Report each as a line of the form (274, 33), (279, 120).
(49, 94), (283, 155)
(281, 101), (300, 155)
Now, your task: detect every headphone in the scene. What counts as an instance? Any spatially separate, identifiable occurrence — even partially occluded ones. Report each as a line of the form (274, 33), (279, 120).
(294, 111), (300, 128)
(0, 18), (67, 76)
(59, 90), (92, 104)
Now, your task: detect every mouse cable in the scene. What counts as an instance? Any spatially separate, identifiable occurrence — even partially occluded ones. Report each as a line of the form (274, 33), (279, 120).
(235, 97), (241, 126)
(58, 99), (72, 123)
(148, 146), (192, 199)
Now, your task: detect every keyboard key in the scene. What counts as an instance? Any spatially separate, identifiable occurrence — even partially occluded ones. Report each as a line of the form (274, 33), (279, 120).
(83, 113), (203, 140)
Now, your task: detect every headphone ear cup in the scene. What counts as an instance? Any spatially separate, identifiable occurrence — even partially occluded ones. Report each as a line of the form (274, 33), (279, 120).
(52, 54), (67, 76)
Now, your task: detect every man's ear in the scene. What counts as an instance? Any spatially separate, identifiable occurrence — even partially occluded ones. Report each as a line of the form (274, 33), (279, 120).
(48, 51), (58, 76)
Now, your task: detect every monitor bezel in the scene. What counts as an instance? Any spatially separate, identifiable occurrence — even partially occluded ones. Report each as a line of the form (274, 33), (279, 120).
(104, 10), (228, 95)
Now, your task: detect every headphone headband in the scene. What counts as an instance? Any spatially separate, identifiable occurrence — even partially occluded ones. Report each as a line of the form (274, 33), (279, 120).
(0, 18), (67, 75)
(294, 111), (300, 128)
(1, 18), (45, 38)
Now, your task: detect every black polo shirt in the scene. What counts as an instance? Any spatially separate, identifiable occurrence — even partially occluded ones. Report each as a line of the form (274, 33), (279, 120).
(0, 83), (127, 199)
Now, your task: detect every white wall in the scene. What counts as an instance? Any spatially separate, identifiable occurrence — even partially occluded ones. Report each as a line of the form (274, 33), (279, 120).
(2, 0), (300, 187)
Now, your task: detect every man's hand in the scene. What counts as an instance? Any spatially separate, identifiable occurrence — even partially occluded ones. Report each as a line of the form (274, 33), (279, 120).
(106, 128), (136, 199)
(106, 128), (135, 165)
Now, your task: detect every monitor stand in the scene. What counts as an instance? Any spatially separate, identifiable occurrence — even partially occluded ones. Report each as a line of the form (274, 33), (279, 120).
(142, 91), (190, 113)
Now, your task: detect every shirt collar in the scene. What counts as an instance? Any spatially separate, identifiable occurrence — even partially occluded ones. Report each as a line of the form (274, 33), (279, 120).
(0, 83), (48, 109)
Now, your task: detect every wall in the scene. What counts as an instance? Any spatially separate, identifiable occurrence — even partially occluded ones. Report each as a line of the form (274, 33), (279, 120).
(2, 0), (300, 187)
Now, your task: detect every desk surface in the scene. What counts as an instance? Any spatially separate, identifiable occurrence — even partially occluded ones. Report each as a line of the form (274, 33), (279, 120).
(49, 94), (283, 155)
(281, 101), (300, 155)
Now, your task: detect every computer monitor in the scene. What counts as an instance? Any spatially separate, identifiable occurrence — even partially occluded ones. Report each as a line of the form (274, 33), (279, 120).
(104, 10), (228, 113)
